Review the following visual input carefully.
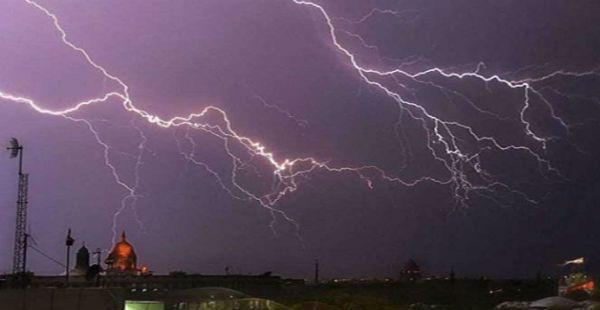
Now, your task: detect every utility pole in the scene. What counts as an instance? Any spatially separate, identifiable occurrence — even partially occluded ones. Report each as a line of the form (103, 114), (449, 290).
(65, 229), (74, 285)
(93, 248), (101, 286)
(92, 248), (102, 286)
(7, 138), (28, 286)
(314, 259), (319, 285)
(93, 248), (101, 266)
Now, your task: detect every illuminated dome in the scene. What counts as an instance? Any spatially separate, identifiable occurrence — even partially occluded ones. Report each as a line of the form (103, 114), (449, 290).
(105, 231), (137, 273)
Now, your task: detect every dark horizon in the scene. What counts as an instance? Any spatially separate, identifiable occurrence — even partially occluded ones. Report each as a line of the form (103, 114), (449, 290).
(0, 0), (599, 280)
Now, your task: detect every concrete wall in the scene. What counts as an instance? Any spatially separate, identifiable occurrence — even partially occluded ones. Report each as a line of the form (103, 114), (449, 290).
(0, 288), (124, 310)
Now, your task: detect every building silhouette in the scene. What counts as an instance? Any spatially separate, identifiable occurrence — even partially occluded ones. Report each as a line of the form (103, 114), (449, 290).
(0, 228), (304, 309)
(73, 244), (89, 275)
(399, 259), (421, 283)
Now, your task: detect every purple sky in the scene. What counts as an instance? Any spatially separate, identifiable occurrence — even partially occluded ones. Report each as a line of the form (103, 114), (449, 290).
(1, 0), (599, 279)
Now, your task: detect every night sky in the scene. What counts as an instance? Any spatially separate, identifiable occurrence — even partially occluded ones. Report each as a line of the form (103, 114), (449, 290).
(1, 0), (599, 280)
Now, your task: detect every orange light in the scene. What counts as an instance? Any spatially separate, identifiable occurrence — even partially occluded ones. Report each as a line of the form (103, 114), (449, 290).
(567, 281), (594, 293)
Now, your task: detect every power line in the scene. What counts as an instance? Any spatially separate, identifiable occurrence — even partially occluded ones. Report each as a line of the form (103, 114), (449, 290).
(29, 245), (65, 268)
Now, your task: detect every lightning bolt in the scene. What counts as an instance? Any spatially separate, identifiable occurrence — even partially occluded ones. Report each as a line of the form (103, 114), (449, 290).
(0, 0), (595, 239)
(253, 94), (309, 128)
(338, 7), (420, 25)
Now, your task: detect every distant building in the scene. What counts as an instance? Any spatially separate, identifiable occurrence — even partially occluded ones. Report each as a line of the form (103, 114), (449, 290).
(558, 257), (594, 296)
(105, 232), (137, 274)
(0, 228), (305, 309)
(399, 259), (421, 283)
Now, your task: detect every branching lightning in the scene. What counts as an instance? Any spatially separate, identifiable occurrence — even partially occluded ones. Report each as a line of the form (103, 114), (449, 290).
(1, 0), (597, 238)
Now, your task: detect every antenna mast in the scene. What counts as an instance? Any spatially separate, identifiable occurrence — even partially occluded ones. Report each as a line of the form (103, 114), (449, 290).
(7, 138), (28, 280)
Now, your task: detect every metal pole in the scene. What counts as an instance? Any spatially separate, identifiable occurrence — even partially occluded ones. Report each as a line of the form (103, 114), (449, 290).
(23, 233), (28, 287)
(95, 248), (101, 266)
(94, 248), (101, 286)
(18, 147), (23, 175)
(66, 245), (70, 285)
(65, 229), (74, 286)
(314, 259), (319, 285)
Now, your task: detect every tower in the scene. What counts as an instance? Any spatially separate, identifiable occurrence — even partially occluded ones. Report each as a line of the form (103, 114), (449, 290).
(7, 138), (28, 278)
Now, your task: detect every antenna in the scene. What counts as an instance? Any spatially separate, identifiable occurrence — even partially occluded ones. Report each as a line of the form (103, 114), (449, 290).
(7, 138), (28, 286)
(8, 138), (20, 159)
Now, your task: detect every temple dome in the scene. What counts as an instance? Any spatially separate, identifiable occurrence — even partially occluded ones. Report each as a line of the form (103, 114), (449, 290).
(105, 231), (137, 273)
(75, 243), (90, 272)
